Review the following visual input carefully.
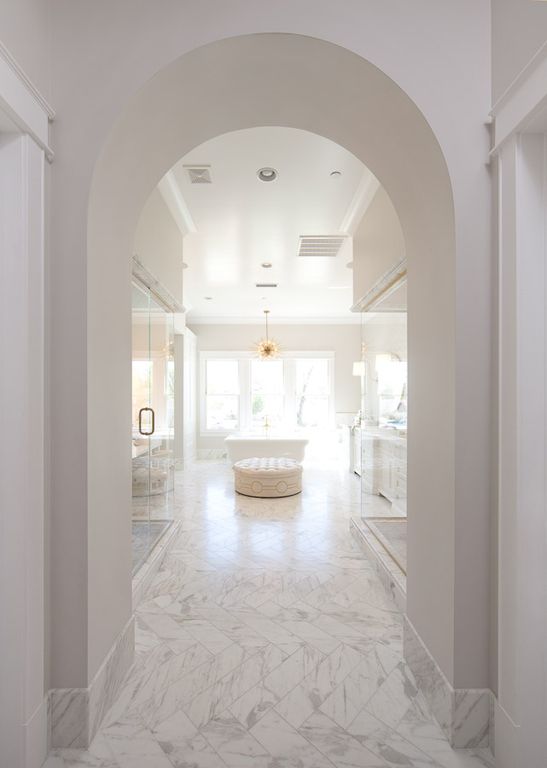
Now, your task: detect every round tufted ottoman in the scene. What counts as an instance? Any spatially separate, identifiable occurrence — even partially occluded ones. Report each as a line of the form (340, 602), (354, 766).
(233, 457), (303, 498)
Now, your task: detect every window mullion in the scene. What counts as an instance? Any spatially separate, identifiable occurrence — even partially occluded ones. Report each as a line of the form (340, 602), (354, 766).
(240, 358), (250, 432)
(284, 359), (296, 431)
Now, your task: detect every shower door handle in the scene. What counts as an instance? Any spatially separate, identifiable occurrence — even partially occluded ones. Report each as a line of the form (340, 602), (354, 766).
(138, 407), (155, 436)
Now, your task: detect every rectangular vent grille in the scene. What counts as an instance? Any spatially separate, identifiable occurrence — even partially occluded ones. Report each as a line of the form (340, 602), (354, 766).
(298, 235), (346, 257)
(255, 283), (278, 288)
(184, 165), (212, 184)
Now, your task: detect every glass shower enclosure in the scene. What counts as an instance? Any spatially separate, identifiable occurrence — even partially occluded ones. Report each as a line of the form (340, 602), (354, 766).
(131, 280), (175, 573)
(359, 310), (408, 576)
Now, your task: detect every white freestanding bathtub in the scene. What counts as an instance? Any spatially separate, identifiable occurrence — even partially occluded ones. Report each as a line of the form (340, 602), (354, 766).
(224, 435), (309, 463)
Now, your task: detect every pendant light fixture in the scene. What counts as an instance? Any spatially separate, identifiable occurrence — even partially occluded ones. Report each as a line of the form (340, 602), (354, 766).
(256, 309), (280, 359)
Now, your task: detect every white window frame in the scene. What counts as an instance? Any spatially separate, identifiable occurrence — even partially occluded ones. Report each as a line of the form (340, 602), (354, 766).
(199, 350), (335, 436)
(201, 353), (242, 435)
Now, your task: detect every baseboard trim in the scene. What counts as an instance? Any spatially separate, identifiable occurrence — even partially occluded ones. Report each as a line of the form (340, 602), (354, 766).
(24, 695), (48, 768)
(48, 519), (183, 750)
(403, 616), (491, 748)
(196, 448), (227, 460)
(351, 518), (492, 750)
(492, 699), (519, 767)
(132, 520), (182, 608)
(350, 517), (406, 611)
(48, 616), (134, 748)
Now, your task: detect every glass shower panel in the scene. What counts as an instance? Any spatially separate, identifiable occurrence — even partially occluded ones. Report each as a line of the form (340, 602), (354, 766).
(360, 309), (408, 574)
(132, 282), (151, 518)
(131, 280), (175, 573)
(148, 293), (175, 521)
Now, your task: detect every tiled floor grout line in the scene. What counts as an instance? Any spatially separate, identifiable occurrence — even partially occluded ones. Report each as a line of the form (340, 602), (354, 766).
(263, 708), (340, 768)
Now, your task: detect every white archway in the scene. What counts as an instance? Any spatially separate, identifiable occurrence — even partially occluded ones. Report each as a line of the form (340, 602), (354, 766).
(89, 30), (455, 671)
(49, 32), (491, 747)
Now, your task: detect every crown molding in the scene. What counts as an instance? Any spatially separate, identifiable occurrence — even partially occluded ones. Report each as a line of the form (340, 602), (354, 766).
(490, 39), (547, 154)
(352, 259), (407, 313)
(132, 255), (186, 313)
(158, 170), (196, 235)
(186, 314), (362, 325)
(339, 168), (380, 234)
(0, 41), (54, 160)
(0, 41), (54, 119)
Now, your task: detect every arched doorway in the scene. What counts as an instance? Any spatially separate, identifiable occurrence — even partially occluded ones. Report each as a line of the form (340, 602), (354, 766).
(50, 32), (491, 750)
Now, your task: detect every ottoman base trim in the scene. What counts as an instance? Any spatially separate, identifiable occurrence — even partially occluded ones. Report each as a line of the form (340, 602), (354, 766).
(233, 457), (303, 498)
(235, 488), (302, 498)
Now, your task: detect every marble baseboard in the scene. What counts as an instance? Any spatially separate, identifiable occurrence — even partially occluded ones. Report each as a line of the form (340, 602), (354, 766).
(350, 517), (406, 612)
(403, 616), (491, 748)
(492, 699), (519, 767)
(196, 448), (227, 460)
(132, 520), (181, 608)
(25, 695), (48, 768)
(49, 616), (134, 748)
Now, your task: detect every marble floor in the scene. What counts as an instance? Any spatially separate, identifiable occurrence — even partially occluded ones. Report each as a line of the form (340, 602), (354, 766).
(45, 459), (493, 768)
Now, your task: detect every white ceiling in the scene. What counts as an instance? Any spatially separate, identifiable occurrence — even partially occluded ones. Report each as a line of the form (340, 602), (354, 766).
(160, 127), (378, 322)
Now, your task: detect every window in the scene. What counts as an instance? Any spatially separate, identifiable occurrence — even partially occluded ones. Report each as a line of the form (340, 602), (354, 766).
(200, 352), (334, 434)
(251, 359), (284, 430)
(205, 359), (240, 431)
(295, 358), (330, 428)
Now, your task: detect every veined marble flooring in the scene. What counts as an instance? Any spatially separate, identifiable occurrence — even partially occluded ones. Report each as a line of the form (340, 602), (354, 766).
(45, 459), (493, 768)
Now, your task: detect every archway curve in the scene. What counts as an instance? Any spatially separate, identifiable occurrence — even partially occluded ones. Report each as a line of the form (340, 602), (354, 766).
(87, 32), (456, 682)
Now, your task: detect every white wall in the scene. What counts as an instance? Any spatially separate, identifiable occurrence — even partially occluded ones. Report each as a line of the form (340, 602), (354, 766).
(353, 186), (405, 304)
(191, 322), (361, 449)
(492, 0), (547, 101)
(0, 0), (51, 100)
(134, 187), (184, 305)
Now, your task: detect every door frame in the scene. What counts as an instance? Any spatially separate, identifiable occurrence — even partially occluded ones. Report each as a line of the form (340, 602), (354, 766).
(0, 42), (53, 768)
(491, 45), (547, 766)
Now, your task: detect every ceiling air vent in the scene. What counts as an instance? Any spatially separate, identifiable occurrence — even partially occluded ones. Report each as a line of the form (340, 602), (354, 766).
(297, 235), (346, 257)
(255, 283), (278, 288)
(184, 165), (212, 184)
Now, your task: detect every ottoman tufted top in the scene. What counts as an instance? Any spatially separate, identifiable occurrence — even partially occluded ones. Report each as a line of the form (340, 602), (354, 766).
(233, 457), (302, 477)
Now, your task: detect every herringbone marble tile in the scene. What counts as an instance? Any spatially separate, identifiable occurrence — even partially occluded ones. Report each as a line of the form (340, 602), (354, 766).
(46, 460), (494, 768)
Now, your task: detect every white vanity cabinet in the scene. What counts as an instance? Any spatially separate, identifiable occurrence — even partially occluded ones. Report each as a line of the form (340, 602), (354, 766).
(353, 427), (363, 476)
(350, 426), (362, 475)
(359, 429), (407, 512)
(376, 435), (407, 502)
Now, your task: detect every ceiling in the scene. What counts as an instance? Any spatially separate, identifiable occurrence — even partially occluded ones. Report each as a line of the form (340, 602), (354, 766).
(160, 127), (379, 322)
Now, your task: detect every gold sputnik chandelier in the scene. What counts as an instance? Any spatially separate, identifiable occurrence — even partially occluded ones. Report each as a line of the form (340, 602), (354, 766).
(255, 309), (280, 359)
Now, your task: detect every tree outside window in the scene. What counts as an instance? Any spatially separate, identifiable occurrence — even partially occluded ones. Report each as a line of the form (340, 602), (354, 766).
(295, 358), (330, 428)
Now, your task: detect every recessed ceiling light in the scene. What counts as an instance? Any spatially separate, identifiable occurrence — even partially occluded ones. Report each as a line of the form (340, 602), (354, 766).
(257, 167), (278, 182)
(330, 170), (342, 177)
(204, 296), (213, 300)
(261, 262), (273, 268)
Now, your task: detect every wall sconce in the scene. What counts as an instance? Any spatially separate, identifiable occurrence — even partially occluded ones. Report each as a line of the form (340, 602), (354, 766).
(352, 361), (366, 377)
